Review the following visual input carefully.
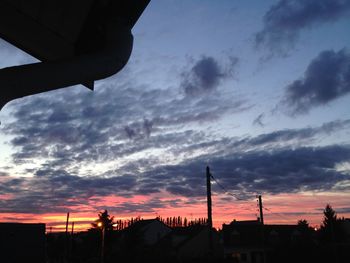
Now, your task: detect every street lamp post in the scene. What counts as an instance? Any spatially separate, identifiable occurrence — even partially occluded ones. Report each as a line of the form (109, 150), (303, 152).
(97, 222), (105, 263)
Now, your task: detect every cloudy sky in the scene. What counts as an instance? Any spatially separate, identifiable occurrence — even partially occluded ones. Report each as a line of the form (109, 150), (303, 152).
(1, 0), (350, 231)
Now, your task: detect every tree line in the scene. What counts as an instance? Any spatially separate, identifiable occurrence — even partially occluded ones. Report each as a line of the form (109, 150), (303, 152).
(91, 210), (208, 231)
(92, 204), (348, 241)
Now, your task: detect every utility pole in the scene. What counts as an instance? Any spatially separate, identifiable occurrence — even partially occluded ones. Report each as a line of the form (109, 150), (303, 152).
(258, 195), (264, 225)
(65, 212), (70, 233)
(206, 166), (213, 253)
(101, 225), (105, 263)
(206, 166), (212, 228)
(257, 195), (266, 262)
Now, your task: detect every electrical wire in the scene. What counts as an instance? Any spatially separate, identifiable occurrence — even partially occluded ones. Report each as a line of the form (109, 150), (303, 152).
(263, 206), (290, 222)
(210, 174), (248, 201)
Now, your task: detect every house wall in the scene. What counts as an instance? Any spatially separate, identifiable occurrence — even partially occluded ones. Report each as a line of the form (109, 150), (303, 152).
(142, 221), (172, 245)
(224, 247), (265, 263)
(178, 228), (223, 261)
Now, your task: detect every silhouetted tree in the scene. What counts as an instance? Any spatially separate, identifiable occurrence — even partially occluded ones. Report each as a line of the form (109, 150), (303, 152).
(297, 219), (309, 227)
(320, 204), (346, 243)
(322, 204), (337, 229)
(297, 219), (311, 233)
(296, 218), (315, 244)
(91, 210), (115, 232)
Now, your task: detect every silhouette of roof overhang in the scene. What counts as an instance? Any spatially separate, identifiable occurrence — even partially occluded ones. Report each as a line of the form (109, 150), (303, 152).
(0, 0), (150, 110)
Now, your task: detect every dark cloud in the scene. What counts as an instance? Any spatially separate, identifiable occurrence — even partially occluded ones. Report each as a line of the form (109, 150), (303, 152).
(0, 171), (9, 177)
(247, 119), (350, 147)
(256, 0), (350, 54)
(137, 118), (350, 197)
(182, 56), (222, 96)
(0, 163), (197, 215)
(229, 146), (347, 195)
(1, 77), (247, 168)
(252, 113), (265, 127)
(124, 125), (137, 139)
(336, 207), (350, 213)
(95, 198), (183, 215)
(280, 49), (350, 115)
(1, 120), (349, 214)
(319, 119), (350, 133)
(143, 118), (153, 138)
(124, 118), (153, 140)
(0, 170), (137, 213)
(0, 53), (245, 171)
(134, 144), (350, 201)
(1, 48), (349, 214)
(181, 56), (238, 96)
(138, 160), (206, 197)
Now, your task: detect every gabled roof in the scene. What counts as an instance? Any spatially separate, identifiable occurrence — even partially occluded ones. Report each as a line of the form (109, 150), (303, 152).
(223, 221), (306, 247)
(229, 219), (261, 225)
(123, 218), (171, 234)
(159, 225), (211, 249)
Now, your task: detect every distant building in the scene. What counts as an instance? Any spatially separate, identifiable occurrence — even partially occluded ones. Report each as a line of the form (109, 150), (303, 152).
(340, 218), (350, 242)
(223, 220), (265, 263)
(121, 218), (172, 246)
(222, 220), (315, 263)
(0, 223), (46, 263)
(116, 219), (223, 262)
(155, 225), (223, 263)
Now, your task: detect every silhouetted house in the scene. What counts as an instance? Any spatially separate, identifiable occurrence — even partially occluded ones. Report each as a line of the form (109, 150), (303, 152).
(340, 218), (350, 242)
(223, 220), (265, 263)
(154, 225), (223, 263)
(121, 218), (172, 246)
(114, 218), (172, 263)
(222, 220), (315, 263)
(0, 223), (46, 263)
(325, 218), (350, 262)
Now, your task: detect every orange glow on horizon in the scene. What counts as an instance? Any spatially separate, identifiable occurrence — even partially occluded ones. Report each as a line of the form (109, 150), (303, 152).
(1, 192), (349, 232)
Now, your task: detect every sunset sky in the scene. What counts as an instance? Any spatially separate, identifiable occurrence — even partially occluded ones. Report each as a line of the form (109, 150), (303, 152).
(1, 0), (350, 231)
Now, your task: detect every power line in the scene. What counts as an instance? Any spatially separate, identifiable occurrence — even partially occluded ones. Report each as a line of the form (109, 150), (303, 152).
(209, 173), (273, 218)
(210, 174), (248, 201)
(209, 171), (297, 224)
(263, 206), (290, 222)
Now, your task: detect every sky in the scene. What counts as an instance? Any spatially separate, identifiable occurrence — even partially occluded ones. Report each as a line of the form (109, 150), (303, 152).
(1, 0), (350, 231)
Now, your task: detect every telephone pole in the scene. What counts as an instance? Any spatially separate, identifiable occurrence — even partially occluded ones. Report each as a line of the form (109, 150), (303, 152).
(258, 195), (264, 225)
(257, 195), (266, 262)
(65, 212), (70, 233)
(206, 166), (212, 228)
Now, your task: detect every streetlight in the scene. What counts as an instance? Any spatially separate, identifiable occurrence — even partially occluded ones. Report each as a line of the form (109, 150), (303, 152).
(97, 222), (105, 263)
